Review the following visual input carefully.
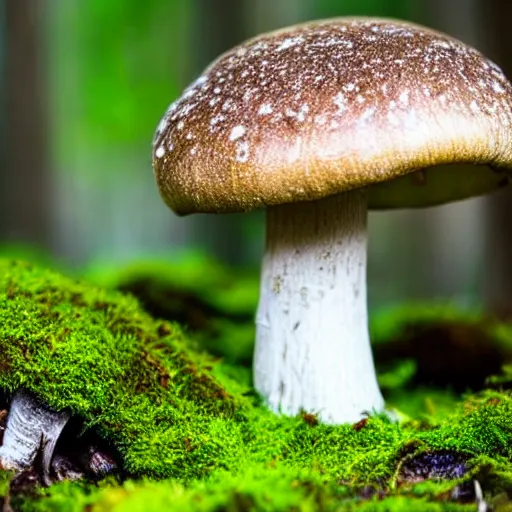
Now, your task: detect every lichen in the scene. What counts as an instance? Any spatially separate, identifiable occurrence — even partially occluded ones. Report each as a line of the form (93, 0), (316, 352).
(1, 257), (512, 510)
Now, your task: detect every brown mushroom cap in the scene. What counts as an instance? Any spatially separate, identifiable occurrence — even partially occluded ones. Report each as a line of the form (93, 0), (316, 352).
(152, 17), (512, 215)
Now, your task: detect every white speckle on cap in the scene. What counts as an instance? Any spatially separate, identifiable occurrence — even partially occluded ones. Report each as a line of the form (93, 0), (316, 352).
(193, 75), (208, 87)
(156, 117), (168, 135)
(179, 103), (196, 117)
(486, 103), (497, 114)
(209, 97), (220, 107)
(214, 87), (222, 94)
(190, 147), (198, 155)
(222, 99), (234, 111)
(186, 132), (194, 140)
(183, 88), (197, 99)
(493, 82), (505, 94)
(399, 91), (409, 105)
(211, 114), (225, 126)
(360, 108), (375, 122)
(243, 89), (256, 102)
(177, 121), (185, 130)
(285, 108), (297, 118)
(315, 115), (327, 125)
(470, 100), (480, 113)
(344, 83), (356, 92)
(258, 103), (273, 115)
(356, 95), (365, 104)
(236, 141), (250, 162)
(165, 101), (178, 116)
(297, 104), (309, 122)
(276, 36), (304, 51)
(432, 40), (451, 50)
(333, 92), (346, 112)
(230, 125), (246, 141)
(155, 146), (165, 158)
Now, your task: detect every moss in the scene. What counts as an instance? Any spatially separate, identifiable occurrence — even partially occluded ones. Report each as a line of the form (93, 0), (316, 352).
(13, 464), (484, 511)
(84, 253), (259, 320)
(0, 245), (60, 270)
(84, 254), (259, 366)
(0, 259), (247, 480)
(372, 302), (512, 401)
(0, 470), (11, 497)
(13, 467), (477, 512)
(2, 258), (512, 510)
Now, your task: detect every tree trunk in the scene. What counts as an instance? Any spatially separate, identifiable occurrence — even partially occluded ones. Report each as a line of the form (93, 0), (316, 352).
(1, 0), (51, 249)
(479, 1), (512, 310)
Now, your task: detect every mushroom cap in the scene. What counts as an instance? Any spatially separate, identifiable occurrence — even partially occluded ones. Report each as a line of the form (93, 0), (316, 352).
(152, 17), (512, 215)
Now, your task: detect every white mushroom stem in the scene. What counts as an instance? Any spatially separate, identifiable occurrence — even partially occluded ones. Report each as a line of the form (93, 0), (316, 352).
(254, 190), (384, 424)
(0, 390), (70, 485)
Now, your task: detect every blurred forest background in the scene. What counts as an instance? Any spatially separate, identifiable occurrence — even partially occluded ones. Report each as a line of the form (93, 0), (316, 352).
(1, 0), (511, 309)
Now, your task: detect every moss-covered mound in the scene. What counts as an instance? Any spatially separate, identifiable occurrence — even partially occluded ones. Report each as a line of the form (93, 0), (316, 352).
(2, 258), (512, 510)
(0, 259), (247, 480)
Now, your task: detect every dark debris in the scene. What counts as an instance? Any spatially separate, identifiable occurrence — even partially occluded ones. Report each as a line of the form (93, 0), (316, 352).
(375, 322), (506, 391)
(398, 451), (469, 484)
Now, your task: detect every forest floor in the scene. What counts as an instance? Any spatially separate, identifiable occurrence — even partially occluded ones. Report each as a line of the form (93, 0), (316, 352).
(0, 252), (511, 511)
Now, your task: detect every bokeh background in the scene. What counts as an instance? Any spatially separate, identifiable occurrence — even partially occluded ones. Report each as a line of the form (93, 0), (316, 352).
(2, 0), (511, 309)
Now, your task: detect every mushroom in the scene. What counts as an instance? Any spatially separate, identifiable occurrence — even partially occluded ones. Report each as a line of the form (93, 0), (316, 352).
(152, 18), (512, 424)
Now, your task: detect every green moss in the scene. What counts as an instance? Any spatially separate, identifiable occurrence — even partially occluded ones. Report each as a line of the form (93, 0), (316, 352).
(2, 258), (512, 510)
(0, 245), (60, 270)
(84, 253), (259, 366)
(0, 259), (247, 480)
(0, 470), (11, 497)
(84, 253), (259, 319)
(13, 479), (109, 512)
(13, 464), (485, 512)
(13, 467), (475, 512)
(369, 302), (485, 345)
